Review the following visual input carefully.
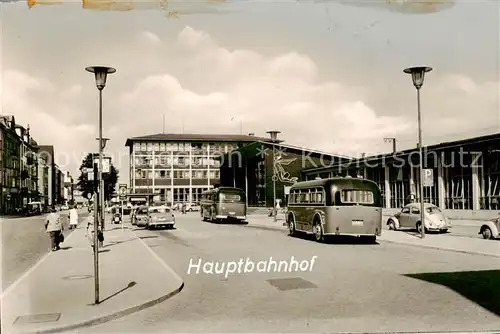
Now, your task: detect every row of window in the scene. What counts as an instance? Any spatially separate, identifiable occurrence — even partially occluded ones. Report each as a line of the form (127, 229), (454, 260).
(134, 156), (221, 167)
(289, 188), (325, 204)
(133, 142), (238, 153)
(135, 170), (220, 179)
(289, 188), (375, 205)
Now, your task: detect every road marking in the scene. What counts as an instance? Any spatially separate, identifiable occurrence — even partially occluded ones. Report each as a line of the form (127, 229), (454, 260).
(130, 228), (183, 284)
(1, 218), (81, 299)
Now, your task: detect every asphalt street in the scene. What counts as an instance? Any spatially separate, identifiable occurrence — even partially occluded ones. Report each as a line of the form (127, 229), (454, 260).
(381, 222), (484, 240)
(1, 210), (86, 292)
(80, 212), (500, 333)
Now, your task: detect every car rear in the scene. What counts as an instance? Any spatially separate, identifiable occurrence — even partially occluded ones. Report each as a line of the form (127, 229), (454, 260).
(148, 209), (175, 229)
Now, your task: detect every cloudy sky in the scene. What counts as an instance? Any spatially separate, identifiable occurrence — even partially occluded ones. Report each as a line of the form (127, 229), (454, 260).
(2, 0), (499, 183)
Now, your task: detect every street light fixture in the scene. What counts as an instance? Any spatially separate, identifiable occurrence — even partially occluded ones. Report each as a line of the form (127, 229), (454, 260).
(86, 65), (116, 305)
(404, 66), (432, 239)
(266, 130), (281, 222)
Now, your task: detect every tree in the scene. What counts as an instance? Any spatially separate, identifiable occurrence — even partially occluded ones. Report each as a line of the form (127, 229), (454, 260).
(76, 153), (119, 201)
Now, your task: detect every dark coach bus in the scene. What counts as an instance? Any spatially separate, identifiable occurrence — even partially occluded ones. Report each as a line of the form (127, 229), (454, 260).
(200, 187), (247, 223)
(286, 177), (382, 243)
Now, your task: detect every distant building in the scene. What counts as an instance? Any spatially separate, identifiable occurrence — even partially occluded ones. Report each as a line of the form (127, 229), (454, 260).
(37, 145), (65, 207)
(37, 151), (50, 207)
(64, 171), (74, 204)
(125, 133), (272, 205)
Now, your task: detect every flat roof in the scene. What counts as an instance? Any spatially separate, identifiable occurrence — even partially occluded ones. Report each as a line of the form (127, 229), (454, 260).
(125, 133), (273, 147)
(303, 132), (500, 173)
(221, 140), (353, 160)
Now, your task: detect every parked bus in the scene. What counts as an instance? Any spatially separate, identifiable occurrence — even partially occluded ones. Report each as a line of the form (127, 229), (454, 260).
(200, 187), (247, 223)
(286, 177), (382, 243)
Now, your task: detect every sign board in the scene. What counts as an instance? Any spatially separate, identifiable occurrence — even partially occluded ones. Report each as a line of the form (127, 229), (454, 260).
(423, 168), (434, 187)
(93, 157), (111, 173)
(284, 186), (291, 195)
(87, 171), (94, 181)
(119, 184), (127, 201)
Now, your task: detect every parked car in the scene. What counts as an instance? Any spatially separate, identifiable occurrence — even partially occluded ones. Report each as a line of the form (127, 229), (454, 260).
(479, 213), (500, 239)
(387, 203), (452, 233)
(134, 206), (150, 227)
(146, 206), (175, 229)
(185, 203), (200, 212)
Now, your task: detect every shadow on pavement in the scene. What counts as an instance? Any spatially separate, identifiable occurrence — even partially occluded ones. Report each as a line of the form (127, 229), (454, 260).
(59, 246), (73, 250)
(98, 249), (111, 253)
(405, 269), (500, 317)
(139, 235), (158, 239)
(99, 281), (137, 304)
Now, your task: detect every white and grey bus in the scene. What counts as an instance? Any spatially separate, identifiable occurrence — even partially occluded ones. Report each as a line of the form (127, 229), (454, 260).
(286, 177), (382, 243)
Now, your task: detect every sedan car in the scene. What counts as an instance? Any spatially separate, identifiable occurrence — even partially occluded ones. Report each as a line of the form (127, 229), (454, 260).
(146, 207), (175, 230)
(479, 213), (500, 240)
(387, 203), (452, 233)
(134, 206), (150, 227)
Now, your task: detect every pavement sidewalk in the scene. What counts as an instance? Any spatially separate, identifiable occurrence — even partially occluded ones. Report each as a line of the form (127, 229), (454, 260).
(1, 222), (184, 334)
(245, 215), (500, 258)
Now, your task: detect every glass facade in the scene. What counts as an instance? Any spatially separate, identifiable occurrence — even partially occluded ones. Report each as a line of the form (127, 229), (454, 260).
(131, 140), (236, 205)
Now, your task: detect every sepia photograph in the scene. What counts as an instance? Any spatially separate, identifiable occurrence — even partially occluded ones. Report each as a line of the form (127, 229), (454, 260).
(1, 0), (499, 333)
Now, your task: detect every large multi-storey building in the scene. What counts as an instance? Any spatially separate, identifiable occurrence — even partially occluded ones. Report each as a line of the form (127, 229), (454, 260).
(0, 115), (21, 214)
(15, 124), (39, 206)
(37, 145), (65, 208)
(37, 151), (50, 207)
(125, 133), (270, 205)
(63, 171), (74, 204)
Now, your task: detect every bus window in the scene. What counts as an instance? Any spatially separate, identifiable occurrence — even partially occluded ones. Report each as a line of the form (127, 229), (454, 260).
(340, 189), (374, 204)
(219, 192), (244, 203)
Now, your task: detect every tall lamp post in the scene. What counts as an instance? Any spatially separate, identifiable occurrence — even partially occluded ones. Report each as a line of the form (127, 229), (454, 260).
(86, 65), (116, 304)
(266, 131), (280, 222)
(404, 66), (432, 239)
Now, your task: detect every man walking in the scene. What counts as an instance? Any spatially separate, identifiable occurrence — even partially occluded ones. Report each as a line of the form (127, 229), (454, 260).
(45, 208), (63, 251)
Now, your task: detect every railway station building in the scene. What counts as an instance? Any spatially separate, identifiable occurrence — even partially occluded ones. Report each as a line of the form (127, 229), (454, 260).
(301, 133), (500, 216)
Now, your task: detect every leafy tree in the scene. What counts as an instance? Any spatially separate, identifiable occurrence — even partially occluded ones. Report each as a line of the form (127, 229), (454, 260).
(76, 153), (119, 201)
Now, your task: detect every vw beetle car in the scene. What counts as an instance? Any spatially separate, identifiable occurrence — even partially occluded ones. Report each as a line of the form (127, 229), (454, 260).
(387, 203), (452, 233)
(478, 213), (500, 240)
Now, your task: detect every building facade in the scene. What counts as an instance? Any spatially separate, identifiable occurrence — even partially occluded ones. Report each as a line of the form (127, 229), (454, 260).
(15, 124), (40, 206)
(125, 133), (272, 205)
(64, 171), (74, 204)
(302, 133), (500, 214)
(219, 141), (351, 206)
(37, 145), (65, 208)
(0, 116), (21, 214)
(37, 152), (50, 207)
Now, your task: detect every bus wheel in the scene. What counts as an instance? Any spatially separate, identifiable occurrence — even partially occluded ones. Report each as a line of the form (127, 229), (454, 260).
(314, 221), (324, 242)
(288, 217), (296, 236)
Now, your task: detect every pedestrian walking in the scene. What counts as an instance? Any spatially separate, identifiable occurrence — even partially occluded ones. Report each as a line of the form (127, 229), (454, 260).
(45, 208), (64, 251)
(68, 205), (79, 229)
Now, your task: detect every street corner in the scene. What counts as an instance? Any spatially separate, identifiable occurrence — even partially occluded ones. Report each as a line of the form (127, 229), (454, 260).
(1, 226), (185, 334)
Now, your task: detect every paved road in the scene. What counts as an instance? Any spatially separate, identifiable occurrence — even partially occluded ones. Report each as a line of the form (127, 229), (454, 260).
(381, 222), (484, 240)
(1, 210), (86, 292)
(81, 212), (500, 333)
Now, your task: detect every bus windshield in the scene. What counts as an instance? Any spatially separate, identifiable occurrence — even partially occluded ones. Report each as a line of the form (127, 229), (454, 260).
(219, 192), (244, 203)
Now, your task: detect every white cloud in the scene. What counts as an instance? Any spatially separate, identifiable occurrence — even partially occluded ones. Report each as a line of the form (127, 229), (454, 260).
(3, 25), (498, 183)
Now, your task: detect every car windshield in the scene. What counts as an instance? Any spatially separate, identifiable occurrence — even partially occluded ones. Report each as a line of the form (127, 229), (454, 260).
(137, 208), (148, 215)
(426, 206), (441, 214)
(150, 207), (169, 213)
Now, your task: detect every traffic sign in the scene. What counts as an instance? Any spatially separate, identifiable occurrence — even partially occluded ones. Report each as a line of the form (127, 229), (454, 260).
(119, 184), (127, 200)
(93, 157), (111, 173)
(423, 168), (434, 187)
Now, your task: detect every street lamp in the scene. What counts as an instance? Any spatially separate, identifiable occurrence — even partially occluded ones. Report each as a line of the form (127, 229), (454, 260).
(404, 66), (432, 239)
(86, 65), (116, 305)
(266, 130), (281, 222)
